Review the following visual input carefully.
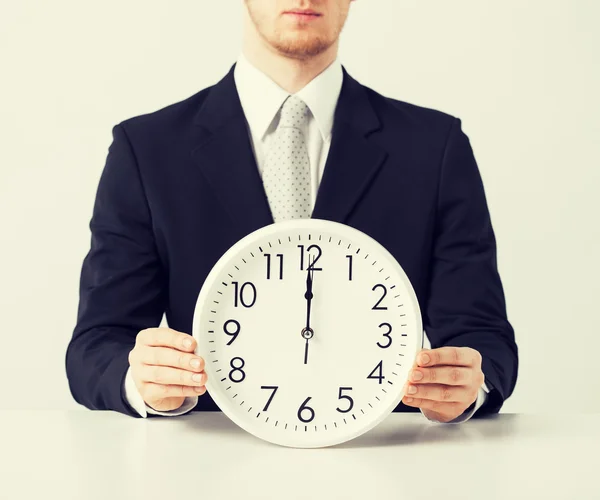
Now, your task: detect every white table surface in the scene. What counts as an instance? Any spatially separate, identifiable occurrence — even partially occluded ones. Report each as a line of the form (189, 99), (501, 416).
(0, 410), (597, 500)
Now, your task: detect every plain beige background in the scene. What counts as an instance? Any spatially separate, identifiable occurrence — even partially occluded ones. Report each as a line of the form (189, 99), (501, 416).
(1, 0), (598, 413)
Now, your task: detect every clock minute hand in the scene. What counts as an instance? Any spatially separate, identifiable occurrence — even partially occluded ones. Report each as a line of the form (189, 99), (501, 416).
(303, 256), (314, 365)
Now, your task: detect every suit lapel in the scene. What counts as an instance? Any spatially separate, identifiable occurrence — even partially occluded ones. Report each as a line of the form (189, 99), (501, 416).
(312, 66), (387, 223)
(190, 63), (388, 235)
(191, 64), (274, 237)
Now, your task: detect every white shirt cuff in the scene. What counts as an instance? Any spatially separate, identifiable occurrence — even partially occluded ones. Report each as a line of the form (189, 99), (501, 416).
(123, 366), (198, 418)
(421, 384), (488, 424)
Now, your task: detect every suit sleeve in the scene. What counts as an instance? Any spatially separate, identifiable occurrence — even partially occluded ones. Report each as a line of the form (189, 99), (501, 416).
(424, 117), (518, 415)
(65, 123), (168, 418)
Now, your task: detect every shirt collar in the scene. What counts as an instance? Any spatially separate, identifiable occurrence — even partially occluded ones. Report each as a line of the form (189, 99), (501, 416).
(233, 51), (343, 142)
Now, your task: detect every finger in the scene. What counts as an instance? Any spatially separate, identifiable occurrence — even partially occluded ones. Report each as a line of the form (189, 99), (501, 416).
(143, 382), (207, 399)
(404, 383), (474, 403)
(409, 366), (479, 386)
(417, 347), (481, 368)
(139, 364), (208, 387)
(138, 328), (196, 353)
(139, 346), (205, 372)
(402, 395), (462, 413)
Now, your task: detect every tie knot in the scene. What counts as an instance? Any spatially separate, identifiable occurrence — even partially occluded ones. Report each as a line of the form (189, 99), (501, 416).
(279, 95), (309, 129)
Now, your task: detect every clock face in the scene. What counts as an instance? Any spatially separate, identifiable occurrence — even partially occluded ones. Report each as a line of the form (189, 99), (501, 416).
(192, 219), (423, 448)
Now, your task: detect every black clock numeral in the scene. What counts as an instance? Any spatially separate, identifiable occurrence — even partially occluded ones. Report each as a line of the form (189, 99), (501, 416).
(372, 284), (388, 310)
(228, 357), (246, 383)
(260, 386), (279, 411)
(367, 361), (385, 384)
(265, 253), (284, 280)
(232, 281), (257, 308)
(297, 396), (315, 423)
(346, 255), (353, 281)
(336, 387), (354, 413)
(377, 322), (393, 348)
(223, 319), (240, 345)
(298, 244), (323, 271)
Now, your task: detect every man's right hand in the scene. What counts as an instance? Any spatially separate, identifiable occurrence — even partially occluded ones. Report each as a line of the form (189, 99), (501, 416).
(128, 327), (208, 412)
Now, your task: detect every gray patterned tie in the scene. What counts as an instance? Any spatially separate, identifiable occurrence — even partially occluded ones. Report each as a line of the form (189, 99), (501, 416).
(262, 95), (311, 222)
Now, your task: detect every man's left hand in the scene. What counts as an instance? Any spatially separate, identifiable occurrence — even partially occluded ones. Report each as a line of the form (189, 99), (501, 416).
(402, 346), (485, 423)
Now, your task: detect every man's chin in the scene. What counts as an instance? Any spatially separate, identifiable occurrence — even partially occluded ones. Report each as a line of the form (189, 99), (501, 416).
(272, 36), (331, 59)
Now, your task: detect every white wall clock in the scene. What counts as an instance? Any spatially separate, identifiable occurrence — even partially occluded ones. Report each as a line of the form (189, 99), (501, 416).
(192, 219), (423, 448)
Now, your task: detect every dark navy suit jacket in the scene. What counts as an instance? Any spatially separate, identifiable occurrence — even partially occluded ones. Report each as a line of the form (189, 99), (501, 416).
(66, 63), (518, 418)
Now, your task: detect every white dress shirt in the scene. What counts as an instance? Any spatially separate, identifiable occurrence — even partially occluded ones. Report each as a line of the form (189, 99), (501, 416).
(123, 51), (488, 423)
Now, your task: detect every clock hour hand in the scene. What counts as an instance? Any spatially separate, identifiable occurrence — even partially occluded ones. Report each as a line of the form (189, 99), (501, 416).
(302, 256), (315, 365)
(305, 256), (313, 329)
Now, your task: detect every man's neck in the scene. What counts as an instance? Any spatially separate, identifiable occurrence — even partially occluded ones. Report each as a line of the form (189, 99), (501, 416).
(241, 36), (338, 94)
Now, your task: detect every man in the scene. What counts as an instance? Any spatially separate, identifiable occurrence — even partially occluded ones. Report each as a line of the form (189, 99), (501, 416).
(66, 0), (518, 424)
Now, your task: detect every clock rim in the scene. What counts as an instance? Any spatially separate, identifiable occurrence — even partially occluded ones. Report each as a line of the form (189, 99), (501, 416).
(192, 218), (423, 448)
